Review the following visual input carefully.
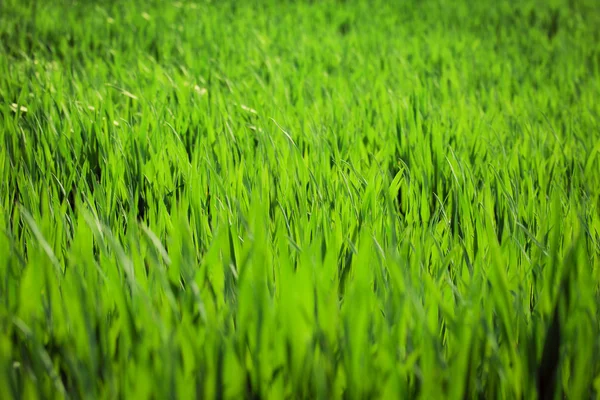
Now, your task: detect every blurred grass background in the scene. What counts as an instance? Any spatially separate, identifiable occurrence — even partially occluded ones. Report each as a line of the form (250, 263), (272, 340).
(1, 0), (600, 398)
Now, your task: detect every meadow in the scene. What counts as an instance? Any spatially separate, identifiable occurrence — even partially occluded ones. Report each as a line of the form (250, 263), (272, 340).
(1, 0), (600, 398)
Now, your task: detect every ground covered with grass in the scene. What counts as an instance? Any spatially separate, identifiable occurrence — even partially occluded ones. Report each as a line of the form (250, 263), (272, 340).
(1, 0), (600, 398)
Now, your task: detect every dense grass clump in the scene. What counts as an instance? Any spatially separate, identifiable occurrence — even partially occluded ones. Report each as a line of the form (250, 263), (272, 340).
(1, 0), (600, 398)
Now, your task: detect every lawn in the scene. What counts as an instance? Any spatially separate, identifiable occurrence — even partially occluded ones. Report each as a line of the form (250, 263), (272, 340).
(1, 0), (600, 398)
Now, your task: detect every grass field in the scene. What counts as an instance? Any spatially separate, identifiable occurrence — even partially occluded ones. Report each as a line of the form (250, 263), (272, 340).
(1, 0), (600, 398)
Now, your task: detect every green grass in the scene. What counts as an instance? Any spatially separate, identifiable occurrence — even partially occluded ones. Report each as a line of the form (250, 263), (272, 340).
(1, 0), (600, 398)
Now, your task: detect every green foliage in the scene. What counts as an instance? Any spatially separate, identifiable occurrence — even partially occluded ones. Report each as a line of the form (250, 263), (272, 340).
(1, 0), (600, 398)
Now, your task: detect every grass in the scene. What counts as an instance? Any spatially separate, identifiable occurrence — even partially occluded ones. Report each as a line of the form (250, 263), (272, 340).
(1, 0), (600, 398)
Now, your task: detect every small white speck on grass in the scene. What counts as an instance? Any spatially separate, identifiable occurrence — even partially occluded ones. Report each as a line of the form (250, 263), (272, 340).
(107, 17), (115, 24)
(88, 105), (96, 111)
(122, 90), (138, 100)
(246, 125), (263, 133)
(241, 104), (257, 114)
(113, 120), (120, 126)
(141, 12), (151, 21)
(106, 84), (139, 100)
(10, 103), (28, 113)
(194, 85), (207, 96)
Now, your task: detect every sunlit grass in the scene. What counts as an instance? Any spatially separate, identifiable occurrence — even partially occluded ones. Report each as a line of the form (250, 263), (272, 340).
(1, 0), (600, 398)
